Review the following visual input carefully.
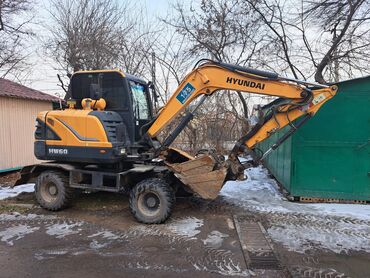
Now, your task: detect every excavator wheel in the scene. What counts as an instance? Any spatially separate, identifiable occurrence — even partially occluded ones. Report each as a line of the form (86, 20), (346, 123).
(35, 170), (73, 211)
(129, 178), (175, 224)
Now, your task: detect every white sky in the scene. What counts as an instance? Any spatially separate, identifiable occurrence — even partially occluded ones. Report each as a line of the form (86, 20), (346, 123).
(19, 0), (171, 97)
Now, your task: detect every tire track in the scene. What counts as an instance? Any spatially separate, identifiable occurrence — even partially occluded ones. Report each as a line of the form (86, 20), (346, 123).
(191, 193), (370, 253)
(267, 216), (370, 240)
(0, 213), (248, 276)
(290, 266), (351, 278)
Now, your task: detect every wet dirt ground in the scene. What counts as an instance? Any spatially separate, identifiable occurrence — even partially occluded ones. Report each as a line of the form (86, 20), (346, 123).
(0, 170), (369, 278)
(0, 191), (369, 278)
(0, 193), (277, 277)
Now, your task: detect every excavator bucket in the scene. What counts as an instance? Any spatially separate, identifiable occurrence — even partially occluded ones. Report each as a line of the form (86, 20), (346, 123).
(163, 148), (228, 200)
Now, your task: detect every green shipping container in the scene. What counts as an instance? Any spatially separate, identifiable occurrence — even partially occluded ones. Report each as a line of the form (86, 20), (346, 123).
(258, 76), (370, 201)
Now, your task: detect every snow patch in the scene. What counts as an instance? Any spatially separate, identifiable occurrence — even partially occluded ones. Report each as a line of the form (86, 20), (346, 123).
(0, 213), (55, 221)
(220, 165), (370, 254)
(90, 239), (109, 249)
(192, 261), (251, 277)
(226, 218), (235, 230)
(221, 165), (370, 219)
(88, 230), (121, 249)
(88, 230), (120, 240)
(46, 222), (83, 238)
(0, 183), (35, 200)
(34, 249), (71, 260)
(268, 222), (370, 254)
(167, 217), (203, 238)
(0, 224), (39, 246)
(202, 230), (229, 248)
(309, 203), (370, 220)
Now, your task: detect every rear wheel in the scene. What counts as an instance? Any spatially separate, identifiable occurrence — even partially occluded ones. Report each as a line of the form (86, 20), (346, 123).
(35, 170), (73, 211)
(129, 178), (175, 224)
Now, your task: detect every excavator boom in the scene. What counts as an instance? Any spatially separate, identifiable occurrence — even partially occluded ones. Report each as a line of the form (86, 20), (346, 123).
(149, 61), (302, 137)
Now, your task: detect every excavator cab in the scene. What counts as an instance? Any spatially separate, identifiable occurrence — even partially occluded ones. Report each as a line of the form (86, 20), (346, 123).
(68, 70), (154, 143)
(34, 70), (155, 164)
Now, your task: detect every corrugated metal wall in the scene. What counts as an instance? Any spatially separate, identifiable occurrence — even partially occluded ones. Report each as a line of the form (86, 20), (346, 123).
(0, 97), (52, 171)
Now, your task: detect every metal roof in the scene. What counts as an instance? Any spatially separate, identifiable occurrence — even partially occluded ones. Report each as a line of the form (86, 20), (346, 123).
(0, 78), (60, 102)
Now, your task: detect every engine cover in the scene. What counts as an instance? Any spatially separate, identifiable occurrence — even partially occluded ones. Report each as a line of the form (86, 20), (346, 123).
(34, 109), (129, 163)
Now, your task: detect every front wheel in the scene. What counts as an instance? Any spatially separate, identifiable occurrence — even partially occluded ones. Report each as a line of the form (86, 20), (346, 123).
(35, 170), (73, 211)
(129, 178), (175, 224)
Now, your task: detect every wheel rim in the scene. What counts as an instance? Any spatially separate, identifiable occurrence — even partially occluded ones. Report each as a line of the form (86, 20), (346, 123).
(40, 182), (59, 203)
(138, 191), (161, 216)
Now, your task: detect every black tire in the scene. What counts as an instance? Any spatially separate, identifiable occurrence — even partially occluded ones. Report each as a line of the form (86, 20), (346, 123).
(129, 178), (175, 224)
(35, 170), (73, 211)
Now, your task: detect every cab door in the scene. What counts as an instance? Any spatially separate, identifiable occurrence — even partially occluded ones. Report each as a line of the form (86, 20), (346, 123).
(129, 81), (152, 142)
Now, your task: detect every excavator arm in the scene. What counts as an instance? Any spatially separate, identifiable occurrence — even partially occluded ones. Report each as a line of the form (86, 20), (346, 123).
(147, 60), (336, 154)
(146, 60), (337, 199)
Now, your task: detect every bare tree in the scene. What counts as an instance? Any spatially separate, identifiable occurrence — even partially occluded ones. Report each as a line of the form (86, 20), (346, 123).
(0, 0), (33, 78)
(150, 28), (194, 102)
(46, 0), (134, 74)
(244, 0), (304, 79)
(45, 0), (166, 96)
(166, 0), (263, 65)
(114, 6), (162, 78)
(243, 0), (370, 83)
(303, 0), (370, 83)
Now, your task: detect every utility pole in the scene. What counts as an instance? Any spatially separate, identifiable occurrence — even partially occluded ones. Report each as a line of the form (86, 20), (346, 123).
(151, 52), (157, 111)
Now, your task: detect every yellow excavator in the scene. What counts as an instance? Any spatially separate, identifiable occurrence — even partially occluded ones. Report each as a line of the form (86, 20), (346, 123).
(16, 59), (337, 223)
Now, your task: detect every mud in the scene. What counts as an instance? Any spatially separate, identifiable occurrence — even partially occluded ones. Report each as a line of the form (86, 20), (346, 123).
(0, 171), (19, 187)
(0, 191), (369, 277)
(0, 203), (249, 277)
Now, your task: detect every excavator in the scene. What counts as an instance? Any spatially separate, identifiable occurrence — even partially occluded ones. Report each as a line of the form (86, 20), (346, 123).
(15, 59), (337, 223)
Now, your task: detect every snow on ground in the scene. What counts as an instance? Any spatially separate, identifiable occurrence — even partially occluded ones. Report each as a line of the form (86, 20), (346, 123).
(221, 166), (370, 220)
(46, 222), (83, 238)
(128, 217), (204, 241)
(88, 231), (121, 240)
(268, 221), (370, 254)
(0, 224), (40, 246)
(220, 165), (370, 254)
(167, 217), (204, 238)
(0, 183), (35, 200)
(0, 212), (56, 221)
(202, 230), (229, 248)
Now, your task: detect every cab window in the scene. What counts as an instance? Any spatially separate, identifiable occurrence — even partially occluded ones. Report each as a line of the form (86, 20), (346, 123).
(130, 81), (149, 120)
(70, 72), (128, 110)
